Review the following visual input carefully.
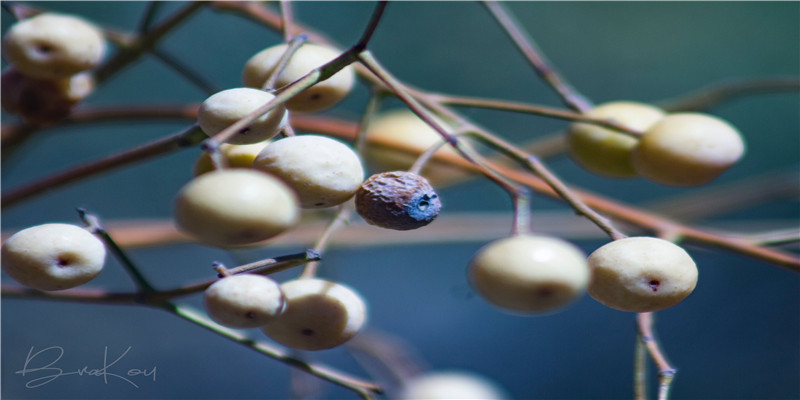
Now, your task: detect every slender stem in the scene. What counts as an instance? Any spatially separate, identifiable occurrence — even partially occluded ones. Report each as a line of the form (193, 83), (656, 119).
(165, 303), (383, 397)
(2, 124), (205, 209)
(137, 1), (163, 33)
(355, 89), (386, 155)
(300, 207), (352, 279)
(660, 77), (800, 112)
(94, 2), (206, 84)
(430, 93), (642, 137)
(408, 135), (455, 175)
(634, 331), (648, 400)
(77, 209), (157, 295)
(511, 188), (532, 235)
(262, 34), (308, 90)
(151, 48), (219, 95)
(637, 313), (677, 400)
(224, 249), (321, 277)
(279, 0), (295, 42)
(482, 1), (592, 112)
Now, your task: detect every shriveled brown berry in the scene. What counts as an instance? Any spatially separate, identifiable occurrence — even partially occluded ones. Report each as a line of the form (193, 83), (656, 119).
(1, 67), (90, 124)
(355, 171), (441, 230)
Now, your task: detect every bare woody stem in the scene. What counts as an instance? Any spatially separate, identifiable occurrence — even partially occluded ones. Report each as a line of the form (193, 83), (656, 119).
(300, 206), (353, 279)
(482, 1), (592, 112)
(1, 124), (206, 209)
(77, 209), (157, 295)
(637, 312), (677, 400)
(166, 303), (383, 399)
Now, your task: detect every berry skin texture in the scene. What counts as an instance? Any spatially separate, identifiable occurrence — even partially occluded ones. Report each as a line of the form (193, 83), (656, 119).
(242, 43), (355, 113)
(253, 135), (364, 208)
(1, 223), (106, 291)
(197, 88), (288, 145)
(173, 169), (300, 247)
(261, 279), (367, 351)
(397, 371), (509, 400)
(203, 274), (285, 328)
(567, 101), (665, 178)
(2, 13), (106, 80)
(467, 235), (589, 314)
(365, 110), (468, 184)
(631, 113), (745, 186)
(587, 237), (698, 312)
(193, 140), (271, 176)
(355, 171), (442, 231)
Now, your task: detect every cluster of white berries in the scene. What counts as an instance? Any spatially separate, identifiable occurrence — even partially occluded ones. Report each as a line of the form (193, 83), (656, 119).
(1, 13), (106, 124)
(567, 101), (745, 186)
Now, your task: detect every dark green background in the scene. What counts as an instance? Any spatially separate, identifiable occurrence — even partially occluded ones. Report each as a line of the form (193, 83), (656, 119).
(2, 2), (798, 399)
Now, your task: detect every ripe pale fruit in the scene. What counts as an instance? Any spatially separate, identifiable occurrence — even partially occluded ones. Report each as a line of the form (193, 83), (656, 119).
(2, 13), (106, 79)
(355, 171), (441, 230)
(365, 110), (469, 184)
(173, 169), (300, 247)
(261, 278), (367, 351)
(397, 371), (509, 400)
(197, 87), (288, 145)
(203, 274), (285, 328)
(587, 237), (698, 312)
(253, 135), (364, 208)
(193, 140), (271, 176)
(567, 101), (665, 178)
(632, 113), (745, 186)
(1, 223), (106, 291)
(468, 235), (589, 314)
(241, 43), (355, 113)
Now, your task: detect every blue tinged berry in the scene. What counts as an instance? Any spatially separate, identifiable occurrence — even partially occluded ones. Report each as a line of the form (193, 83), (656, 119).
(356, 171), (441, 230)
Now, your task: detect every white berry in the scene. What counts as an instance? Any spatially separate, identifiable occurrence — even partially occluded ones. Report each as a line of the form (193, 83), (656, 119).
(174, 169), (300, 247)
(567, 101), (665, 178)
(204, 274), (285, 328)
(261, 278), (367, 351)
(193, 140), (271, 176)
(253, 135), (364, 208)
(242, 43), (355, 113)
(397, 371), (509, 400)
(2, 13), (106, 79)
(197, 87), (288, 145)
(587, 237), (698, 312)
(631, 113), (745, 186)
(1, 223), (106, 291)
(468, 235), (589, 314)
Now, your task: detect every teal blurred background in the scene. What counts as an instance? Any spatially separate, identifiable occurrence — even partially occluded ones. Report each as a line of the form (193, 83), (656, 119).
(2, 2), (798, 399)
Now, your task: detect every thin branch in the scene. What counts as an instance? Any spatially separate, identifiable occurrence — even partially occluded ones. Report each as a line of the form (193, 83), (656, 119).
(279, 0), (295, 42)
(660, 77), (800, 112)
(482, 1), (592, 112)
(300, 206), (352, 279)
(78, 208), (157, 295)
(137, 1), (163, 33)
(150, 48), (219, 95)
(165, 303), (383, 398)
(428, 92), (642, 137)
(1, 124), (205, 209)
(637, 313), (676, 400)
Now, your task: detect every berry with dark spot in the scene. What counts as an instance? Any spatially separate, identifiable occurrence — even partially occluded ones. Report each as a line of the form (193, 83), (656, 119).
(355, 171), (441, 230)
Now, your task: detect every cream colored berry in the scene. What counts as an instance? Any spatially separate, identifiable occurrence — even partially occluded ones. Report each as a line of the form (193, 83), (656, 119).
(2, 13), (106, 79)
(261, 278), (367, 351)
(242, 43), (355, 113)
(468, 235), (589, 314)
(193, 140), (271, 176)
(253, 135), (364, 208)
(567, 101), (664, 178)
(632, 113), (745, 186)
(174, 169), (300, 247)
(1, 223), (106, 291)
(365, 110), (468, 184)
(398, 371), (509, 400)
(197, 88), (288, 145)
(587, 237), (698, 312)
(204, 274), (285, 328)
